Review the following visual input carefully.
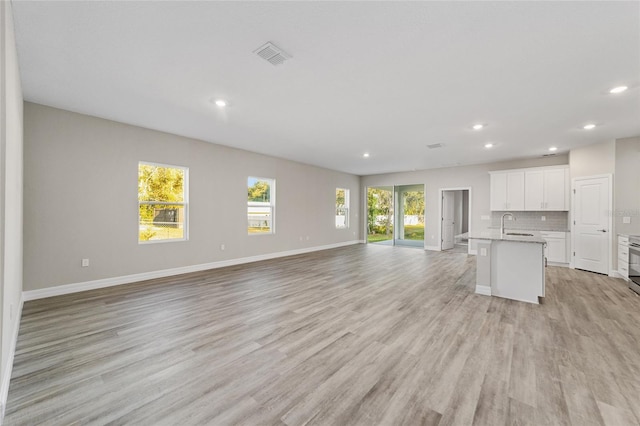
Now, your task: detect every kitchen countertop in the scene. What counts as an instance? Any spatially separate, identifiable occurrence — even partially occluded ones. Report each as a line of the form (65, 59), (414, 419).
(488, 226), (570, 233)
(464, 229), (547, 244)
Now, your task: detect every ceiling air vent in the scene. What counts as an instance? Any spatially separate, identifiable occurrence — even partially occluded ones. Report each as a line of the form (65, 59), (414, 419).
(254, 42), (291, 66)
(427, 143), (444, 149)
(542, 153), (557, 157)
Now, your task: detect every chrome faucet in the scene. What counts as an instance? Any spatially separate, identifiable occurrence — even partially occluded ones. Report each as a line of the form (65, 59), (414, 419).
(501, 212), (515, 235)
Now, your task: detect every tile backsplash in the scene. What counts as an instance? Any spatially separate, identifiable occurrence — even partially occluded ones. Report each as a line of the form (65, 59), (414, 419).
(490, 211), (569, 231)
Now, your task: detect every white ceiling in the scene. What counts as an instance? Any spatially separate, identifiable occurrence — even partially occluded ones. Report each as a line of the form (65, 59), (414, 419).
(12, 1), (640, 175)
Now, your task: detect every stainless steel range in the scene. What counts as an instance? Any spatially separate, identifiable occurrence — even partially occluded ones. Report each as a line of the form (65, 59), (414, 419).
(629, 235), (640, 295)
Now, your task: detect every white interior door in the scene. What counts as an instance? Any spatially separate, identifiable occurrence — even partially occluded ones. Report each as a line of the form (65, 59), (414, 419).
(573, 176), (611, 274)
(442, 191), (455, 250)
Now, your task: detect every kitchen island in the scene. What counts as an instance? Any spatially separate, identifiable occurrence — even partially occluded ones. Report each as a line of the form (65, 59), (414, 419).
(467, 229), (547, 304)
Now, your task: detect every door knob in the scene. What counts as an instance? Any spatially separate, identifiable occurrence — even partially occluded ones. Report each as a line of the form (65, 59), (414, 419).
(596, 229), (607, 232)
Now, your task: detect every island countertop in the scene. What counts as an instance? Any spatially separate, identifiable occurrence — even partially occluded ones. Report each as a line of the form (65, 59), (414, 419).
(464, 229), (547, 244)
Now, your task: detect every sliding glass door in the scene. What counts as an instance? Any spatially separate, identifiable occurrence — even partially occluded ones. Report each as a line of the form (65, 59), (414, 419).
(366, 184), (424, 247)
(366, 186), (394, 244)
(394, 185), (424, 247)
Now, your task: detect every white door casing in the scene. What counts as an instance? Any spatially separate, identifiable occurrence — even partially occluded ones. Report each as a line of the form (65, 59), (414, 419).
(572, 175), (612, 275)
(442, 191), (455, 250)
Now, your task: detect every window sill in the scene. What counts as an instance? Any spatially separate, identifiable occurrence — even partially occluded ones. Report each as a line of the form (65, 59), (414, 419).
(139, 238), (188, 245)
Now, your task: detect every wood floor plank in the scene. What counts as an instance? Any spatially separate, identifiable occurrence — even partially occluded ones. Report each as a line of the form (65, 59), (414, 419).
(4, 244), (640, 425)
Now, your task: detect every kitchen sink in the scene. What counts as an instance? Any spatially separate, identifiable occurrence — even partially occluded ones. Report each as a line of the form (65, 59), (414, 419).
(506, 232), (534, 237)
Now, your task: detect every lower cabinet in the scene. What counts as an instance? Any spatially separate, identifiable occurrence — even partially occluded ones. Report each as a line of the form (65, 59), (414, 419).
(618, 235), (629, 279)
(541, 231), (567, 264)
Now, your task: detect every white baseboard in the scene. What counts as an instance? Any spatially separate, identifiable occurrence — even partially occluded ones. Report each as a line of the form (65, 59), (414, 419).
(547, 262), (569, 268)
(475, 285), (491, 296)
(1, 293), (23, 421)
(612, 270), (629, 281)
(424, 245), (440, 251)
(23, 240), (362, 302)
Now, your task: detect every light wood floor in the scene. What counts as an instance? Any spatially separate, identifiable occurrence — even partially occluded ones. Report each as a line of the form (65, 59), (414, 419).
(5, 244), (640, 425)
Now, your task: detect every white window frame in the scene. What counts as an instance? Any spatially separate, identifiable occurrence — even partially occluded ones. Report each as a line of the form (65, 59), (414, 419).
(336, 188), (350, 229)
(138, 161), (189, 244)
(247, 176), (276, 235)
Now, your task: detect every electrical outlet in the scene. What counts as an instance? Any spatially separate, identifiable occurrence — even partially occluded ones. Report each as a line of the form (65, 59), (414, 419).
(299, 236), (303, 242)
(541, 216), (546, 221)
(220, 244), (225, 251)
(306, 236), (309, 241)
(81, 258), (89, 267)
(623, 216), (631, 224)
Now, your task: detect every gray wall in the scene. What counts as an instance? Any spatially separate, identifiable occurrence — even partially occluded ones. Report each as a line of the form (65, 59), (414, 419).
(614, 136), (640, 238)
(569, 140), (615, 178)
(361, 155), (569, 248)
(23, 103), (361, 291)
(1, 0), (24, 413)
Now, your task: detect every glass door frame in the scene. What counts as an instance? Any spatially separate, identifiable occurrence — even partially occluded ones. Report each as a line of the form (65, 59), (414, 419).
(364, 183), (425, 248)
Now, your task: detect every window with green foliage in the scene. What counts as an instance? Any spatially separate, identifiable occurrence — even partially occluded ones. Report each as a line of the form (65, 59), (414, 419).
(336, 188), (349, 229)
(248, 177), (275, 234)
(138, 162), (188, 242)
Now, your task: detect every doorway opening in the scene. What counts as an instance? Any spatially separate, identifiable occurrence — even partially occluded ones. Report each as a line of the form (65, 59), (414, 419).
(366, 185), (424, 248)
(440, 188), (470, 253)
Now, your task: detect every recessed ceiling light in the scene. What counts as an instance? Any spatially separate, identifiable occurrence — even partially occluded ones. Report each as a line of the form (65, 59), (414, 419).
(583, 124), (596, 130)
(484, 143), (493, 148)
(214, 99), (227, 107)
(473, 124), (484, 130)
(363, 153), (370, 158)
(549, 147), (558, 152)
(609, 86), (628, 94)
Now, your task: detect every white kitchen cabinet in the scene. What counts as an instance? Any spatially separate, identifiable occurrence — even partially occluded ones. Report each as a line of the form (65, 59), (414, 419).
(618, 235), (629, 279)
(490, 171), (524, 211)
(492, 165), (569, 212)
(525, 168), (568, 211)
(541, 231), (567, 263)
(524, 171), (544, 210)
(543, 168), (568, 210)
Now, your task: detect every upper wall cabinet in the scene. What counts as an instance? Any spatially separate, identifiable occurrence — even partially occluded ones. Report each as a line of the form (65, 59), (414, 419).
(525, 168), (569, 210)
(490, 171), (525, 211)
(490, 165), (569, 211)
